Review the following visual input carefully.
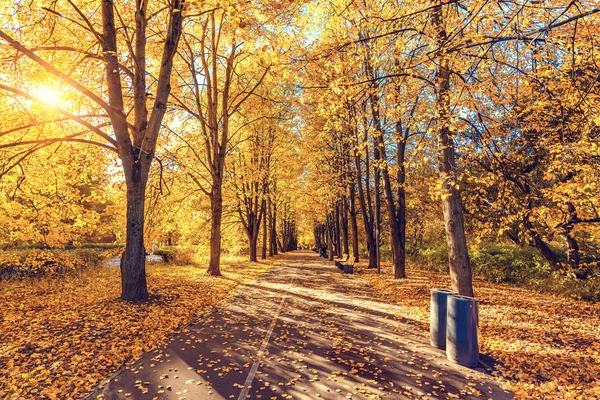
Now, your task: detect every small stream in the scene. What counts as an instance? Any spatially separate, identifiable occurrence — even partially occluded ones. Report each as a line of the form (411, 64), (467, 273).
(104, 255), (163, 268)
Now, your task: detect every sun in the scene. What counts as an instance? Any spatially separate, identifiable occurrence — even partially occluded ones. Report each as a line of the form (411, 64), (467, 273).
(33, 86), (62, 107)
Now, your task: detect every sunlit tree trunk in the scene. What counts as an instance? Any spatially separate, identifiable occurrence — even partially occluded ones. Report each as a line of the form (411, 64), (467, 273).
(431, 1), (474, 296)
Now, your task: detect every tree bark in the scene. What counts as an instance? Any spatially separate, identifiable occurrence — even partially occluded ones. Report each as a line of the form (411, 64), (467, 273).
(396, 140), (407, 278)
(271, 198), (278, 255)
(249, 231), (258, 262)
(524, 214), (562, 270)
(327, 213), (335, 261)
(369, 87), (407, 279)
(355, 151), (377, 269)
(262, 199), (267, 259)
(349, 184), (360, 263)
(207, 183), (223, 276)
(342, 196), (350, 258)
(335, 201), (341, 258)
(120, 178), (149, 301)
(431, 1), (474, 297)
(373, 138), (382, 274)
(268, 199), (274, 256)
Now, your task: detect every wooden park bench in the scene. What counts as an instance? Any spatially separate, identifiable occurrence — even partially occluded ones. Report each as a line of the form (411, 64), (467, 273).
(334, 256), (354, 274)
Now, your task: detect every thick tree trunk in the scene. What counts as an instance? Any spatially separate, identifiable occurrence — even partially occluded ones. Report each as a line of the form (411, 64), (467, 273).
(432, 1), (473, 297)
(378, 137), (407, 279)
(120, 178), (149, 302)
(207, 184), (223, 276)
(249, 231), (258, 262)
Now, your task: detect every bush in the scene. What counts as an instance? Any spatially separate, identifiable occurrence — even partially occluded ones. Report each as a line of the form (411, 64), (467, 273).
(0, 249), (89, 280)
(470, 245), (551, 284)
(406, 242), (600, 302)
(0, 246), (125, 280)
(406, 243), (449, 272)
(154, 246), (196, 266)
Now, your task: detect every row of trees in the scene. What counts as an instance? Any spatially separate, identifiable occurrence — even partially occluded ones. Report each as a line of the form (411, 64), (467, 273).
(0, 0), (302, 300)
(301, 0), (600, 296)
(1, 0), (598, 301)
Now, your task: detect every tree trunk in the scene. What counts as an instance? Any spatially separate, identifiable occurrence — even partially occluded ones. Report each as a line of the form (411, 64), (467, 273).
(376, 134), (407, 279)
(328, 217), (335, 261)
(373, 141), (382, 274)
(207, 183), (223, 276)
(271, 199), (278, 256)
(564, 202), (581, 269)
(524, 215), (562, 270)
(268, 199), (274, 256)
(120, 178), (149, 302)
(349, 184), (360, 263)
(262, 199), (267, 259)
(355, 153), (377, 269)
(335, 201), (341, 258)
(342, 196), (350, 258)
(370, 97), (407, 279)
(432, 1), (473, 297)
(249, 231), (258, 262)
(396, 141), (407, 279)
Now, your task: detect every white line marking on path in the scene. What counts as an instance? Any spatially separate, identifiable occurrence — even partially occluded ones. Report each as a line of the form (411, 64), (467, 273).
(237, 295), (287, 400)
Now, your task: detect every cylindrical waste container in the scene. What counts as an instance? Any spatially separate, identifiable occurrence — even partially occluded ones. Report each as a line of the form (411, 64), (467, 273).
(430, 289), (456, 349)
(446, 295), (479, 368)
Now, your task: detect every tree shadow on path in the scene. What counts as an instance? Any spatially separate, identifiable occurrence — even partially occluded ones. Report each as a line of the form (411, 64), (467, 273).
(86, 251), (513, 400)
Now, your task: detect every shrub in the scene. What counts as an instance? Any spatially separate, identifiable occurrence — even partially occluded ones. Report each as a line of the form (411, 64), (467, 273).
(154, 246), (196, 266)
(0, 246), (123, 280)
(470, 245), (551, 284)
(0, 249), (87, 280)
(407, 243), (449, 272)
(407, 242), (599, 302)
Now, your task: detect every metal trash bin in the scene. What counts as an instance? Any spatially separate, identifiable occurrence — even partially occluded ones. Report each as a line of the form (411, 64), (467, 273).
(446, 295), (479, 368)
(430, 289), (456, 349)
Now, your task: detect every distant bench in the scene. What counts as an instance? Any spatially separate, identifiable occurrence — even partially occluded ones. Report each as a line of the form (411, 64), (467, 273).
(335, 260), (354, 274)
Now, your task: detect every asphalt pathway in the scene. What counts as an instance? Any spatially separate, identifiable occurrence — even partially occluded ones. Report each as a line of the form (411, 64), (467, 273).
(86, 251), (513, 400)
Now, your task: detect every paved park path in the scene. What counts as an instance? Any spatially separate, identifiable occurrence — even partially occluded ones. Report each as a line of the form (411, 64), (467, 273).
(87, 251), (512, 400)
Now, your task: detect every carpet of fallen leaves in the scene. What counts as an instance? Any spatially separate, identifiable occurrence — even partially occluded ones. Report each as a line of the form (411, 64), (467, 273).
(360, 264), (600, 400)
(0, 257), (272, 400)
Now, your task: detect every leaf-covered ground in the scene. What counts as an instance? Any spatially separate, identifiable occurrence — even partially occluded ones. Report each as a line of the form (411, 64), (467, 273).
(360, 265), (600, 399)
(0, 258), (272, 400)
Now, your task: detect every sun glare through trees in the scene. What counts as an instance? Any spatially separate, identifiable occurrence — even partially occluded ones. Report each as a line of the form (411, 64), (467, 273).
(0, 0), (599, 399)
